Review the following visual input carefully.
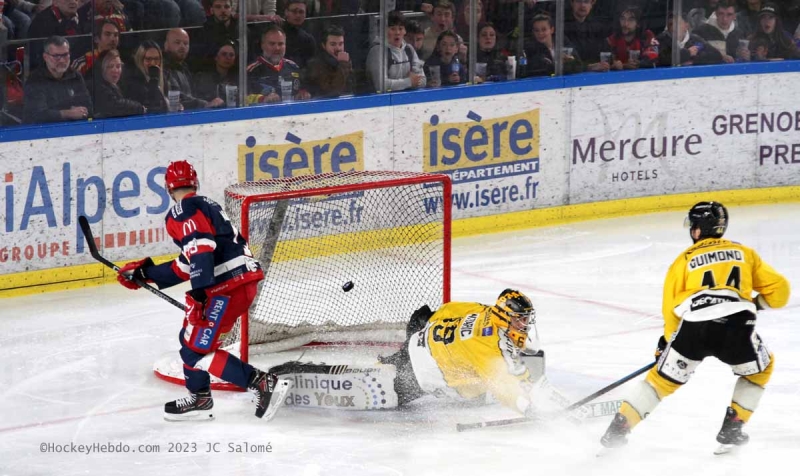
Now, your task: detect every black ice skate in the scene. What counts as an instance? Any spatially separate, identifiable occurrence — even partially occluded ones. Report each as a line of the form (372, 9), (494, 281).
(600, 413), (631, 449)
(164, 390), (214, 422)
(714, 407), (749, 455)
(248, 370), (291, 421)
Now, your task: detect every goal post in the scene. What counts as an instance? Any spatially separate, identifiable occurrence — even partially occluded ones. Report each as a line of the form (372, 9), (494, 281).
(153, 171), (451, 390)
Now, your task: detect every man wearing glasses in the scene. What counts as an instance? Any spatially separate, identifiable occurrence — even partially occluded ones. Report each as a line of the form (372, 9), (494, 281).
(23, 35), (91, 123)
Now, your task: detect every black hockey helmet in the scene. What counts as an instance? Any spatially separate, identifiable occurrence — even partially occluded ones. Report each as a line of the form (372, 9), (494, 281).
(685, 201), (728, 242)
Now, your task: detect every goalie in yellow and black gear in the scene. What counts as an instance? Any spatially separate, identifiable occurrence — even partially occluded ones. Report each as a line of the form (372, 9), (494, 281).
(270, 289), (580, 417)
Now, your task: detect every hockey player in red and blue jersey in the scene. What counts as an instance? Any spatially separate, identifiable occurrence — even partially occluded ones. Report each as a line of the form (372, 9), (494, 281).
(116, 160), (285, 421)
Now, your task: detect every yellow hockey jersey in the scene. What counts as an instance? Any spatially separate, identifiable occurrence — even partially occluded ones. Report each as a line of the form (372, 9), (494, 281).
(661, 237), (790, 340)
(409, 301), (533, 413)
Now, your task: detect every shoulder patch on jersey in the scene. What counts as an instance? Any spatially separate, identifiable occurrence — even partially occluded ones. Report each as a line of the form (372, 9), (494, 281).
(481, 327), (493, 337)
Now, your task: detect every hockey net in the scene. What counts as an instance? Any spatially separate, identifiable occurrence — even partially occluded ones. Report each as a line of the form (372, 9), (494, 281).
(220, 171), (451, 362)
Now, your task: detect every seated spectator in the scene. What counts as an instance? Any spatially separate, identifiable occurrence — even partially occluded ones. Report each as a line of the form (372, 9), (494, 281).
(121, 39), (169, 113)
(2, 0), (32, 39)
(366, 10), (425, 92)
(28, 0), (88, 39)
(305, 24), (353, 98)
(283, 0), (315, 68)
(750, 36), (770, 60)
(603, 6), (658, 70)
(424, 30), (466, 87)
(90, 49), (146, 117)
(737, 0), (762, 36)
(246, 24), (310, 104)
(163, 27), (223, 109)
(78, 0), (132, 33)
(455, 0), (484, 43)
(193, 0), (239, 62)
(656, 11), (723, 66)
(71, 19), (120, 77)
(475, 22), (508, 81)
(405, 20), (425, 57)
(174, 0), (206, 27)
(193, 40), (238, 105)
(421, 1), (460, 61)
(749, 3), (800, 59)
(565, 0), (612, 72)
(522, 13), (582, 77)
(23, 35), (92, 123)
(694, 0), (750, 62)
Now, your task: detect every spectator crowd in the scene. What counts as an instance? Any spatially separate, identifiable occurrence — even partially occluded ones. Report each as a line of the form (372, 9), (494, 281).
(2, 0), (800, 126)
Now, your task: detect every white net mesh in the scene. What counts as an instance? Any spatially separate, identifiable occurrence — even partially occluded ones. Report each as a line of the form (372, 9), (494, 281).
(223, 171), (450, 355)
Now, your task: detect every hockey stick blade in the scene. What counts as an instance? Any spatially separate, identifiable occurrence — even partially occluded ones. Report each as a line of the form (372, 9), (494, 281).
(456, 362), (653, 432)
(78, 216), (186, 311)
(455, 399), (623, 432)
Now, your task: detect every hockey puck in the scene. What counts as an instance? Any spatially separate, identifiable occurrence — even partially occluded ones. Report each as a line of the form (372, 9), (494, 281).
(342, 281), (354, 292)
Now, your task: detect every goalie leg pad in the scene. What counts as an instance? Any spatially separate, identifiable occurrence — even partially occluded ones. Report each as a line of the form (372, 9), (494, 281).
(276, 363), (399, 410)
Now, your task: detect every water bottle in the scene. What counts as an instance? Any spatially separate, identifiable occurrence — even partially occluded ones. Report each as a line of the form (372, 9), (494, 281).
(452, 56), (460, 74)
(518, 50), (528, 78)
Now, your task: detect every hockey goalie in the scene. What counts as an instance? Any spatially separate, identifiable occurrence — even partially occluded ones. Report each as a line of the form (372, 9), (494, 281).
(270, 289), (584, 419)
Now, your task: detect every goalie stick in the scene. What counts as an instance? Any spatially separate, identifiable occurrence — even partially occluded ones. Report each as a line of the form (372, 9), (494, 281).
(456, 362), (653, 432)
(78, 216), (186, 311)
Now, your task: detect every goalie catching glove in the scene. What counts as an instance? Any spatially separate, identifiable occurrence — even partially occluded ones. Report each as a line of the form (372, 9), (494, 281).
(185, 289), (208, 326)
(117, 257), (155, 290)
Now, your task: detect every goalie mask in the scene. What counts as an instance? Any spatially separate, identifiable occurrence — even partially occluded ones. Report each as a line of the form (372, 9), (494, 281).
(491, 289), (535, 348)
(165, 160), (199, 193)
(685, 201), (728, 242)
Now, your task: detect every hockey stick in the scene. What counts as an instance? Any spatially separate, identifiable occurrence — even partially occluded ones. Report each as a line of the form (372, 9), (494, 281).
(78, 216), (186, 311)
(456, 362), (653, 432)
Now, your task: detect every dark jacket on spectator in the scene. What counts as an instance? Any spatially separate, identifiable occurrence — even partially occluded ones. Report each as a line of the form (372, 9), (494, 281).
(304, 51), (353, 98)
(522, 37), (583, 77)
(90, 77), (145, 118)
(751, 29), (800, 60)
(163, 55), (208, 110)
(120, 66), (169, 113)
(28, 6), (90, 39)
(23, 66), (92, 123)
(193, 68), (239, 105)
(656, 31), (724, 66)
(193, 16), (239, 62)
(563, 12), (612, 64)
(284, 23), (316, 69)
(476, 47), (508, 80)
(694, 19), (747, 58)
(78, 1), (132, 32)
(423, 55), (467, 86)
(736, 8), (760, 37)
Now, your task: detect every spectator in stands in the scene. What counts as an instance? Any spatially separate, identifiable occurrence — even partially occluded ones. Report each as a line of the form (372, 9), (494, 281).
(366, 10), (425, 92)
(455, 0), (485, 43)
(193, 0), (239, 61)
(750, 35), (770, 59)
(139, 0), (181, 29)
(603, 6), (658, 70)
(282, 0), (315, 68)
(305, 24), (353, 98)
(121, 39), (169, 113)
(695, 0), (750, 62)
(656, 11), (723, 66)
(174, 0), (206, 27)
(91, 49), (147, 117)
(2, 0), (32, 39)
(737, 0), (762, 36)
(246, 24), (310, 104)
(564, 0), (612, 72)
(163, 28), (224, 109)
(405, 20), (425, 57)
(475, 22), (507, 81)
(71, 19), (120, 77)
(23, 35), (91, 123)
(78, 0), (132, 33)
(421, 1), (458, 60)
(193, 40), (238, 105)
(27, 0), (88, 39)
(424, 30), (466, 87)
(522, 13), (582, 77)
(749, 3), (800, 59)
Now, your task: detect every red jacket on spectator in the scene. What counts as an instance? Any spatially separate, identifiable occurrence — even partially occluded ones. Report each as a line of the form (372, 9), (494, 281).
(605, 30), (658, 64)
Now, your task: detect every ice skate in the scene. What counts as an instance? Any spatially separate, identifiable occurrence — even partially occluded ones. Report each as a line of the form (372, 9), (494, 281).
(714, 407), (749, 455)
(597, 413), (631, 456)
(164, 390), (214, 421)
(249, 370), (291, 421)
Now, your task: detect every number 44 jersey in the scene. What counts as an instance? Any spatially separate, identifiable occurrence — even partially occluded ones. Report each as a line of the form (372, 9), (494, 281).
(407, 301), (534, 413)
(663, 237), (790, 339)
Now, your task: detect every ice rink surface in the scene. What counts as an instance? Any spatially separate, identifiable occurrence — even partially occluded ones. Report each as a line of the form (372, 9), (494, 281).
(2, 203), (799, 476)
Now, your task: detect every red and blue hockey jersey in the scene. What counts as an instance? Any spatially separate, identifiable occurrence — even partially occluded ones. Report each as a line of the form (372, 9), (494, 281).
(147, 193), (263, 293)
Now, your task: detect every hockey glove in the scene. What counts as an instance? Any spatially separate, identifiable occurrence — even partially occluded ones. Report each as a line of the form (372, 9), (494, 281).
(754, 294), (769, 311)
(185, 289), (207, 327)
(654, 335), (668, 361)
(116, 257), (155, 290)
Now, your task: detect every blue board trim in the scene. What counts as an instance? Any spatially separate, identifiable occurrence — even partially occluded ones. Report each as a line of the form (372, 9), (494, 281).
(2, 60), (798, 143)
